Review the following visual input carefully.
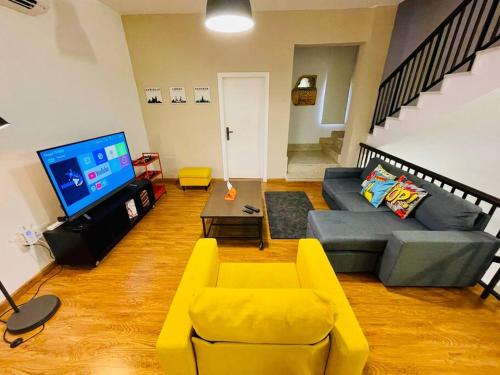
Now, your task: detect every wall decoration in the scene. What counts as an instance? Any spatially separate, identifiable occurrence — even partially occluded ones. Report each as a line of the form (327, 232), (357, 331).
(169, 87), (187, 104)
(291, 75), (317, 105)
(145, 87), (163, 104)
(194, 87), (211, 104)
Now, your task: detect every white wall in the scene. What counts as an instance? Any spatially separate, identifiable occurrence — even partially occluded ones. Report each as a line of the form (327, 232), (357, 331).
(288, 46), (357, 144)
(378, 88), (500, 198)
(0, 0), (150, 301)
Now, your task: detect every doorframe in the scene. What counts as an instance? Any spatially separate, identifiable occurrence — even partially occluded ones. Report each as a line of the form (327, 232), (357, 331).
(217, 72), (269, 181)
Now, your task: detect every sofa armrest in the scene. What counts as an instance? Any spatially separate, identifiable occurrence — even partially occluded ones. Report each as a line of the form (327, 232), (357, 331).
(324, 167), (363, 180)
(296, 239), (369, 375)
(378, 231), (499, 287)
(156, 239), (220, 374)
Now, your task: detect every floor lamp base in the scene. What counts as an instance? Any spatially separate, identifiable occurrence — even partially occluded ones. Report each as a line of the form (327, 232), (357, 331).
(6, 295), (61, 334)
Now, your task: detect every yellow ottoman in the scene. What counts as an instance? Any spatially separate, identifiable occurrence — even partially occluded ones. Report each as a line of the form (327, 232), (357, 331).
(179, 167), (212, 191)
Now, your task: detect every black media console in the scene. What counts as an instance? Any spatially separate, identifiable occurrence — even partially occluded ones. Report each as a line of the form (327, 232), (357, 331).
(44, 179), (155, 267)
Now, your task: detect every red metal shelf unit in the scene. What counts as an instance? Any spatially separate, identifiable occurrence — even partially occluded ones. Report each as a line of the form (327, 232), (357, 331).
(132, 152), (166, 200)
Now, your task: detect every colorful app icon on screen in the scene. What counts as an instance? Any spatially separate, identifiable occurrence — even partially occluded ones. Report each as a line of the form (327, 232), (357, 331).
(84, 163), (112, 184)
(119, 155), (130, 167)
(78, 153), (95, 168)
(93, 149), (108, 165)
(105, 145), (118, 160)
(115, 142), (127, 157)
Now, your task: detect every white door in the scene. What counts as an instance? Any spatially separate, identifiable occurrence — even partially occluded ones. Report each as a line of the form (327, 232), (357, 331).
(218, 73), (268, 179)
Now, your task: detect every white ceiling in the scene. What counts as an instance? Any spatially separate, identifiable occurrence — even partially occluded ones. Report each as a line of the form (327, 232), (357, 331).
(100, 0), (402, 15)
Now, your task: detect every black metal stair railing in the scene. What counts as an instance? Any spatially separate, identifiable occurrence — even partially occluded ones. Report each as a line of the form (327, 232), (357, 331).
(371, 0), (500, 133)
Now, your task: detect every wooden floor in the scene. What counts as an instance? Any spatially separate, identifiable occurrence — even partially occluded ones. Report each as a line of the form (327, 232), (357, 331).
(0, 180), (498, 374)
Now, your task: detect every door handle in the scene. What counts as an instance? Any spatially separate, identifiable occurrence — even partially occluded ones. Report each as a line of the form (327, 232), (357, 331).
(226, 126), (234, 141)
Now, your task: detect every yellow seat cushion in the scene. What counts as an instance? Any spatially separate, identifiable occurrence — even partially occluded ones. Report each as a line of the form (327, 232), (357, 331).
(217, 262), (299, 288)
(192, 336), (330, 375)
(189, 288), (335, 344)
(178, 167), (211, 179)
(179, 177), (211, 187)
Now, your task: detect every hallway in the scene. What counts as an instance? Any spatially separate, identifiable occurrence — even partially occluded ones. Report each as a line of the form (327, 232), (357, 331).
(287, 149), (339, 180)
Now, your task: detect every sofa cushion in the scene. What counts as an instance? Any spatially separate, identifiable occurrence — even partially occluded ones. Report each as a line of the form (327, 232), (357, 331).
(217, 263), (300, 288)
(360, 179), (398, 208)
(361, 164), (397, 188)
(189, 288), (335, 345)
(323, 178), (363, 196)
(307, 210), (428, 252)
(413, 180), (482, 230)
(331, 192), (391, 212)
(385, 175), (428, 219)
(361, 158), (405, 180)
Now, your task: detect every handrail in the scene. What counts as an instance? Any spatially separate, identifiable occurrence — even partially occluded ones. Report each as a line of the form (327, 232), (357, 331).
(371, 0), (500, 132)
(357, 142), (500, 299)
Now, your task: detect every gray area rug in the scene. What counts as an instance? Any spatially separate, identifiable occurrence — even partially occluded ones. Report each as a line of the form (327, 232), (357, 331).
(265, 191), (314, 239)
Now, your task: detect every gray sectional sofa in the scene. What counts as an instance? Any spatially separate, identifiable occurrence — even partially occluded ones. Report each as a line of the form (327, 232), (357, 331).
(307, 157), (499, 287)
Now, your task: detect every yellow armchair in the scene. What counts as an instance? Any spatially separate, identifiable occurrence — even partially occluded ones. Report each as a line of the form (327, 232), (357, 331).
(156, 238), (369, 375)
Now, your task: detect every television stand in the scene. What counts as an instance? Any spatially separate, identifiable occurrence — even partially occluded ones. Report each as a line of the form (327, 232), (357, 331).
(44, 180), (155, 266)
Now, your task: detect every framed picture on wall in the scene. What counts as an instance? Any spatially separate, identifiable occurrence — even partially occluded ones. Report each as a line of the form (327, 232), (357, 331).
(145, 87), (163, 104)
(194, 87), (211, 104)
(169, 87), (187, 104)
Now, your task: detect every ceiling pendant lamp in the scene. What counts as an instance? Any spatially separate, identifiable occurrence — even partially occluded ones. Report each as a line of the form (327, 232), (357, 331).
(205, 0), (254, 33)
(0, 116), (10, 130)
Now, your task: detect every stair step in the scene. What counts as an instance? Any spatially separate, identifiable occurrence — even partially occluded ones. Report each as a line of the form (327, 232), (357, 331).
(472, 45), (500, 75)
(330, 130), (345, 142)
(319, 137), (334, 145)
(334, 138), (343, 154)
(288, 143), (322, 152)
(287, 162), (339, 179)
(321, 144), (339, 160)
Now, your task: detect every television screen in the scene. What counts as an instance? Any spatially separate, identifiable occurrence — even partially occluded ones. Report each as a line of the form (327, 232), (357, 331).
(37, 132), (136, 220)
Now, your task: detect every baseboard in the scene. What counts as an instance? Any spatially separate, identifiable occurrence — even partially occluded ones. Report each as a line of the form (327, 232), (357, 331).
(266, 178), (287, 182)
(285, 177), (323, 182)
(0, 261), (57, 314)
(160, 177), (302, 184)
(158, 178), (225, 183)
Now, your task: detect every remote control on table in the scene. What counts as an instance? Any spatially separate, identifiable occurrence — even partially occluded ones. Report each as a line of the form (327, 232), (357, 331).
(244, 205), (260, 213)
(242, 208), (254, 214)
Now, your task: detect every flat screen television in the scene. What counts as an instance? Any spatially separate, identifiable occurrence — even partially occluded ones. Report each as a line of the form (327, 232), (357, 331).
(37, 132), (136, 221)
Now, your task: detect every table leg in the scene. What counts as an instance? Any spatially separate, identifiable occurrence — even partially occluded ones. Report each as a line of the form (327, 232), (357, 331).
(202, 218), (207, 238)
(258, 217), (264, 250)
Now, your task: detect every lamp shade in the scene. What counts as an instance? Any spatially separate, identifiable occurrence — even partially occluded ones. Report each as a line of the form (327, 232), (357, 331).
(205, 0), (254, 33)
(0, 116), (10, 129)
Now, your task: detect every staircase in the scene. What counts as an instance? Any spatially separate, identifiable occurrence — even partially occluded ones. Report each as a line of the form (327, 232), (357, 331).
(287, 130), (344, 180)
(369, 0), (499, 134)
(320, 130), (344, 159)
(368, 45), (500, 146)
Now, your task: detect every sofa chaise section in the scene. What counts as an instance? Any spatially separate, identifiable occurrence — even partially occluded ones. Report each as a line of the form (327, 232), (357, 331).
(379, 230), (498, 286)
(307, 210), (428, 272)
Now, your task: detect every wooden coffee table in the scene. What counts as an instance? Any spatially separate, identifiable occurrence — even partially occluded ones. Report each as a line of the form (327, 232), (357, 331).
(200, 181), (264, 249)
